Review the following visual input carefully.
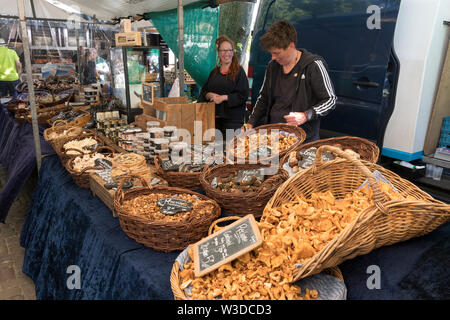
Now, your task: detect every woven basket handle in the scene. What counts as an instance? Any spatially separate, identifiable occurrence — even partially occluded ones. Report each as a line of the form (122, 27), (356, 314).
(52, 119), (67, 128)
(66, 126), (81, 136)
(92, 145), (116, 155)
(153, 155), (163, 174)
(116, 174), (151, 203)
(314, 145), (388, 212)
(64, 148), (85, 156)
(208, 216), (241, 235)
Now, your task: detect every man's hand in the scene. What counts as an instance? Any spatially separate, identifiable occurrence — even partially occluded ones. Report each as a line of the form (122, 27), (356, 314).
(284, 112), (308, 126)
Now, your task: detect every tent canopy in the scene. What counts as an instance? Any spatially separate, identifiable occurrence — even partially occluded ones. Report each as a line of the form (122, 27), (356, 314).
(1, 0), (202, 21)
(1, 0), (79, 20)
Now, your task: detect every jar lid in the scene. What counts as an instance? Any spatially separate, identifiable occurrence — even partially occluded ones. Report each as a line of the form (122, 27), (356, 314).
(148, 127), (164, 133)
(170, 141), (188, 149)
(153, 138), (170, 144)
(146, 121), (160, 127)
(163, 126), (177, 132)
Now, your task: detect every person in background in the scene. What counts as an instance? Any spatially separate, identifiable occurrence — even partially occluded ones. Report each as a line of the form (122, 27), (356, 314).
(0, 38), (22, 98)
(245, 20), (337, 143)
(96, 53), (110, 82)
(198, 35), (249, 143)
(83, 48), (99, 85)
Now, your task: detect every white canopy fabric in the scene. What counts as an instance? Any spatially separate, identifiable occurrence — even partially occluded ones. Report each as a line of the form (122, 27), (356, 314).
(1, 0), (201, 21)
(1, 0), (81, 20)
(45, 0), (200, 20)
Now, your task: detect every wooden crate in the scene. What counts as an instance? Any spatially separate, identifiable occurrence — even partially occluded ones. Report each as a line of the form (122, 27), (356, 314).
(115, 32), (142, 47)
(134, 111), (165, 131)
(89, 173), (117, 216)
(141, 97), (215, 141)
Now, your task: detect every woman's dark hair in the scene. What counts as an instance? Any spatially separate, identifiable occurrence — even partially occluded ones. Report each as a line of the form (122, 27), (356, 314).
(260, 20), (297, 50)
(214, 35), (240, 81)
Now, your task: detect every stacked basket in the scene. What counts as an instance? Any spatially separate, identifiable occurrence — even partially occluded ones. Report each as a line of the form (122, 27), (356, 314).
(200, 162), (289, 218)
(113, 176), (221, 252)
(170, 216), (346, 300)
(226, 123), (306, 164)
(154, 155), (204, 190)
(43, 120), (83, 152)
(65, 146), (116, 189)
(265, 145), (450, 281)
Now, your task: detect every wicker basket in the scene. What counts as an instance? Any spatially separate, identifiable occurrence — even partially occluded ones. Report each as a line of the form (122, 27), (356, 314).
(58, 130), (103, 164)
(264, 145), (450, 281)
(170, 216), (345, 300)
(65, 146), (116, 189)
(154, 155), (203, 190)
(280, 136), (380, 173)
(200, 162), (289, 218)
(114, 176), (221, 252)
(44, 120), (84, 153)
(226, 123), (306, 164)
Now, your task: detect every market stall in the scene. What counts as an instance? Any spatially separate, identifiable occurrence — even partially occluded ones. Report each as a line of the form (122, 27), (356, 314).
(1, 0), (449, 302)
(19, 154), (450, 299)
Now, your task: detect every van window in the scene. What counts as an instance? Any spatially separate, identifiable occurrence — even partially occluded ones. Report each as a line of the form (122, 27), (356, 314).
(256, 0), (386, 31)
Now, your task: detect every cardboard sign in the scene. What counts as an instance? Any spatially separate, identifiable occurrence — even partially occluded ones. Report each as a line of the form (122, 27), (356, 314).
(142, 82), (154, 106)
(157, 197), (193, 215)
(94, 158), (113, 170)
(193, 214), (262, 277)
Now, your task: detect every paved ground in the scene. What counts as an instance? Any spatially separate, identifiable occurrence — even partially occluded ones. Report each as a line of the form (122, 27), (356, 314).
(0, 165), (36, 300)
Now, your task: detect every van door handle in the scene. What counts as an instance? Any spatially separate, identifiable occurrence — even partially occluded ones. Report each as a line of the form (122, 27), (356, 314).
(353, 81), (379, 88)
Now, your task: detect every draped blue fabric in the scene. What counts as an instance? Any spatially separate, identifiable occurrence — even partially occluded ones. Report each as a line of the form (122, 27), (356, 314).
(19, 151), (450, 300)
(0, 105), (54, 222)
(20, 155), (180, 299)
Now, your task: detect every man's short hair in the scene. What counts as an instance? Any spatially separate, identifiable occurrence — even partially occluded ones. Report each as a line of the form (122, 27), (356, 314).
(260, 20), (297, 51)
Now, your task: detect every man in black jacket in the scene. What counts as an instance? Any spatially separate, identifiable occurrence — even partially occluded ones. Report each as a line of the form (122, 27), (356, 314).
(246, 21), (337, 142)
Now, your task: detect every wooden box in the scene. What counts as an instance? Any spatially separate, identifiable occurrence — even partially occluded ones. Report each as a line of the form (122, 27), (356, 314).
(115, 32), (142, 47)
(120, 19), (132, 33)
(89, 173), (117, 216)
(142, 97), (215, 142)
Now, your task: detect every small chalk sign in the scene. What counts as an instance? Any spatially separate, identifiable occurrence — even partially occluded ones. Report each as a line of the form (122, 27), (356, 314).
(157, 197), (193, 215)
(193, 214), (262, 277)
(142, 82), (154, 106)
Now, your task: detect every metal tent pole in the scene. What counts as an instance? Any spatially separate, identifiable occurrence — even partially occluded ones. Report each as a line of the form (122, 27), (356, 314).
(17, 0), (41, 172)
(177, 0), (185, 96)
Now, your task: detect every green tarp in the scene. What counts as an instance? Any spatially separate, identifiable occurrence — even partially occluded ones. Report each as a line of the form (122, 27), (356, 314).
(145, 2), (219, 87)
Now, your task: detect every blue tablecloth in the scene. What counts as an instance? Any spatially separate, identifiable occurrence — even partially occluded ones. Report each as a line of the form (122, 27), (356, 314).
(0, 106), (54, 223)
(20, 155), (450, 300)
(20, 155), (179, 299)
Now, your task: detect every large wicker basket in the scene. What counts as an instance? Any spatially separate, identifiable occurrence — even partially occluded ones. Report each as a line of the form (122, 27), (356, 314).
(170, 216), (345, 300)
(154, 155), (203, 190)
(265, 145), (450, 281)
(65, 146), (116, 189)
(57, 129), (102, 164)
(43, 120), (83, 152)
(200, 162), (289, 218)
(280, 136), (380, 174)
(113, 176), (221, 252)
(226, 123), (306, 164)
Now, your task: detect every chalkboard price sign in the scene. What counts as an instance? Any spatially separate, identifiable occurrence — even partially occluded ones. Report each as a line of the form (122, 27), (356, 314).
(193, 214), (262, 277)
(142, 82), (154, 105)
